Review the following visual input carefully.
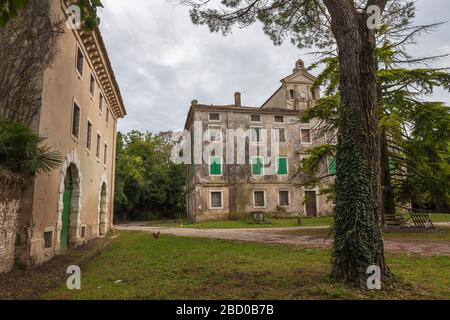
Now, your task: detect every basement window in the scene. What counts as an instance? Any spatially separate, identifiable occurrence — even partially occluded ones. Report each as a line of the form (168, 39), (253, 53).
(210, 191), (223, 209)
(44, 231), (53, 249)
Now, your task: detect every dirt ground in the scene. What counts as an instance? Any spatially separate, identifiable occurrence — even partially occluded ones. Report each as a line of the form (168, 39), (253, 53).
(0, 237), (111, 300)
(116, 224), (450, 257)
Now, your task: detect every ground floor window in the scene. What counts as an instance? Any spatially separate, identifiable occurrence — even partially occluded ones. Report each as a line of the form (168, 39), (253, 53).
(278, 190), (290, 207)
(253, 191), (266, 208)
(210, 191), (223, 209)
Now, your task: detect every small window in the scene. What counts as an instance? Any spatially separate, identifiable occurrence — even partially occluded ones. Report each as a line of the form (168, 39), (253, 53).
(44, 231), (53, 249)
(208, 125), (222, 142)
(289, 89), (295, 99)
(250, 127), (262, 143)
(274, 116), (284, 123)
(76, 46), (84, 76)
(301, 129), (312, 144)
(327, 157), (336, 175)
(251, 157), (264, 176)
(209, 156), (222, 176)
(275, 128), (286, 143)
(279, 191), (290, 207)
(89, 73), (95, 97)
(96, 133), (101, 159)
(209, 113), (220, 121)
(99, 93), (104, 113)
(71, 102), (80, 139)
(106, 109), (110, 126)
(251, 114), (262, 123)
(277, 157), (288, 175)
(104, 143), (108, 165)
(254, 191), (266, 208)
(86, 121), (92, 150)
(210, 191), (223, 209)
(80, 226), (86, 238)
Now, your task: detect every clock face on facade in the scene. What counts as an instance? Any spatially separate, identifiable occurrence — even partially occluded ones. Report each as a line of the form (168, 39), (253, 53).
(300, 91), (307, 99)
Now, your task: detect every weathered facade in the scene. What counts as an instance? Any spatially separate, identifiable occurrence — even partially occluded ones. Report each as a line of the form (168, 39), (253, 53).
(185, 60), (334, 221)
(5, 0), (126, 270)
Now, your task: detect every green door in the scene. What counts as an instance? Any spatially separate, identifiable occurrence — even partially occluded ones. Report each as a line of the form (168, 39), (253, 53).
(61, 173), (72, 250)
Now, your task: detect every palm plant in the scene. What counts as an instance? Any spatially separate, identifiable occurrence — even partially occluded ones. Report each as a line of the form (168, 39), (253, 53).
(0, 119), (62, 176)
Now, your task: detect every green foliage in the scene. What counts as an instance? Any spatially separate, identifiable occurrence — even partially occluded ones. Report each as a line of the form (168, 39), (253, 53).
(114, 131), (186, 221)
(0, 0), (103, 29)
(299, 44), (450, 212)
(0, 119), (62, 175)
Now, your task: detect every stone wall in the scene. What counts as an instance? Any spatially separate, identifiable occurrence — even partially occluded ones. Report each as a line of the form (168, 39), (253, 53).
(0, 170), (23, 274)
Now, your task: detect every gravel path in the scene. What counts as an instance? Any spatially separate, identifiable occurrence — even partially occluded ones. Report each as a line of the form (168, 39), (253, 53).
(115, 224), (450, 257)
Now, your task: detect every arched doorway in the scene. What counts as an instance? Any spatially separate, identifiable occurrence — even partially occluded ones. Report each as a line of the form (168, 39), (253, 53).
(60, 164), (81, 250)
(98, 182), (107, 236)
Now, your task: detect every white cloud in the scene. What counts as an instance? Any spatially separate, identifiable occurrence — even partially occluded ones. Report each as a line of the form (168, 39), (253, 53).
(99, 0), (450, 133)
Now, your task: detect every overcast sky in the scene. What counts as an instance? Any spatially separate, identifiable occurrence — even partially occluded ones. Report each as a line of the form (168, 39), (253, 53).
(98, 0), (450, 134)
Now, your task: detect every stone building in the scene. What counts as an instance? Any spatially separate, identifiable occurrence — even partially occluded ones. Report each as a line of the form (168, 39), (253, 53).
(185, 60), (335, 222)
(4, 0), (126, 271)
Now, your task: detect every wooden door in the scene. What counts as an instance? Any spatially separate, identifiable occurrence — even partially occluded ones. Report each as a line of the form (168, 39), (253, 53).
(305, 191), (318, 217)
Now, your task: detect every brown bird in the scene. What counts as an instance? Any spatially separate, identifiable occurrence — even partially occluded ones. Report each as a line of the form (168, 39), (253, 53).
(152, 231), (160, 240)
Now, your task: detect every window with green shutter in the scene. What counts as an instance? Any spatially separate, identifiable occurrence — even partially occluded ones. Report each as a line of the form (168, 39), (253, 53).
(252, 157), (264, 176)
(277, 157), (288, 175)
(210, 156), (222, 176)
(327, 157), (336, 175)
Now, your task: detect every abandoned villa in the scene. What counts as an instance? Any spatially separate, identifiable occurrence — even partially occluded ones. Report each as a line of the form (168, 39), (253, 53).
(185, 59), (336, 222)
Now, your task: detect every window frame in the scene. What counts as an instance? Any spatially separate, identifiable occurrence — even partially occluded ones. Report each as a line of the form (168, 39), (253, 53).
(209, 190), (224, 210)
(300, 128), (313, 145)
(274, 115), (285, 124)
(99, 93), (104, 114)
(251, 156), (265, 176)
(276, 156), (289, 176)
(209, 156), (223, 177)
(89, 71), (96, 98)
(250, 114), (262, 123)
(71, 99), (81, 140)
(274, 127), (287, 143)
(96, 132), (101, 161)
(208, 112), (221, 122)
(250, 126), (263, 144)
(253, 190), (267, 209)
(278, 190), (290, 207)
(208, 125), (223, 142)
(86, 120), (93, 151)
(75, 45), (84, 78)
(104, 142), (108, 166)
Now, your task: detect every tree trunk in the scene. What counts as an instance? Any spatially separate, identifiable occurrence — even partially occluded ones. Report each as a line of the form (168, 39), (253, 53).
(323, 0), (389, 286)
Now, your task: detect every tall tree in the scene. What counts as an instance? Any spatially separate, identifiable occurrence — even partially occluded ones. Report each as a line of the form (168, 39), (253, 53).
(177, 0), (420, 286)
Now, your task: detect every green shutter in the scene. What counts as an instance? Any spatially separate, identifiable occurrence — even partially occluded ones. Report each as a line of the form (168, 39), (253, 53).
(277, 157), (288, 175)
(210, 157), (222, 175)
(327, 158), (336, 175)
(252, 157), (264, 175)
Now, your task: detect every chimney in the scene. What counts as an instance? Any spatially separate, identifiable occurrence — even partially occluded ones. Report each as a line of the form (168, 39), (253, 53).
(234, 92), (241, 107)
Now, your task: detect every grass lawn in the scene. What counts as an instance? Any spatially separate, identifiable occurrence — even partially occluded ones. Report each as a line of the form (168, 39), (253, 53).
(288, 227), (450, 242)
(429, 213), (450, 223)
(146, 216), (334, 229)
(45, 231), (450, 300)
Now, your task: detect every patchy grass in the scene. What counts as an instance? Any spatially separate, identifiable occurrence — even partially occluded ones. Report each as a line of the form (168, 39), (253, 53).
(45, 231), (450, 300)
(288, 227), (450, 242)
(429, 213), (450, 223)
(146, 216), (334, 229)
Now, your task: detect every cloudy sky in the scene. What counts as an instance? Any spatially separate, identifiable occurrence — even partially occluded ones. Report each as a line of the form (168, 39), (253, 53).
(98, 0), (450, 133)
